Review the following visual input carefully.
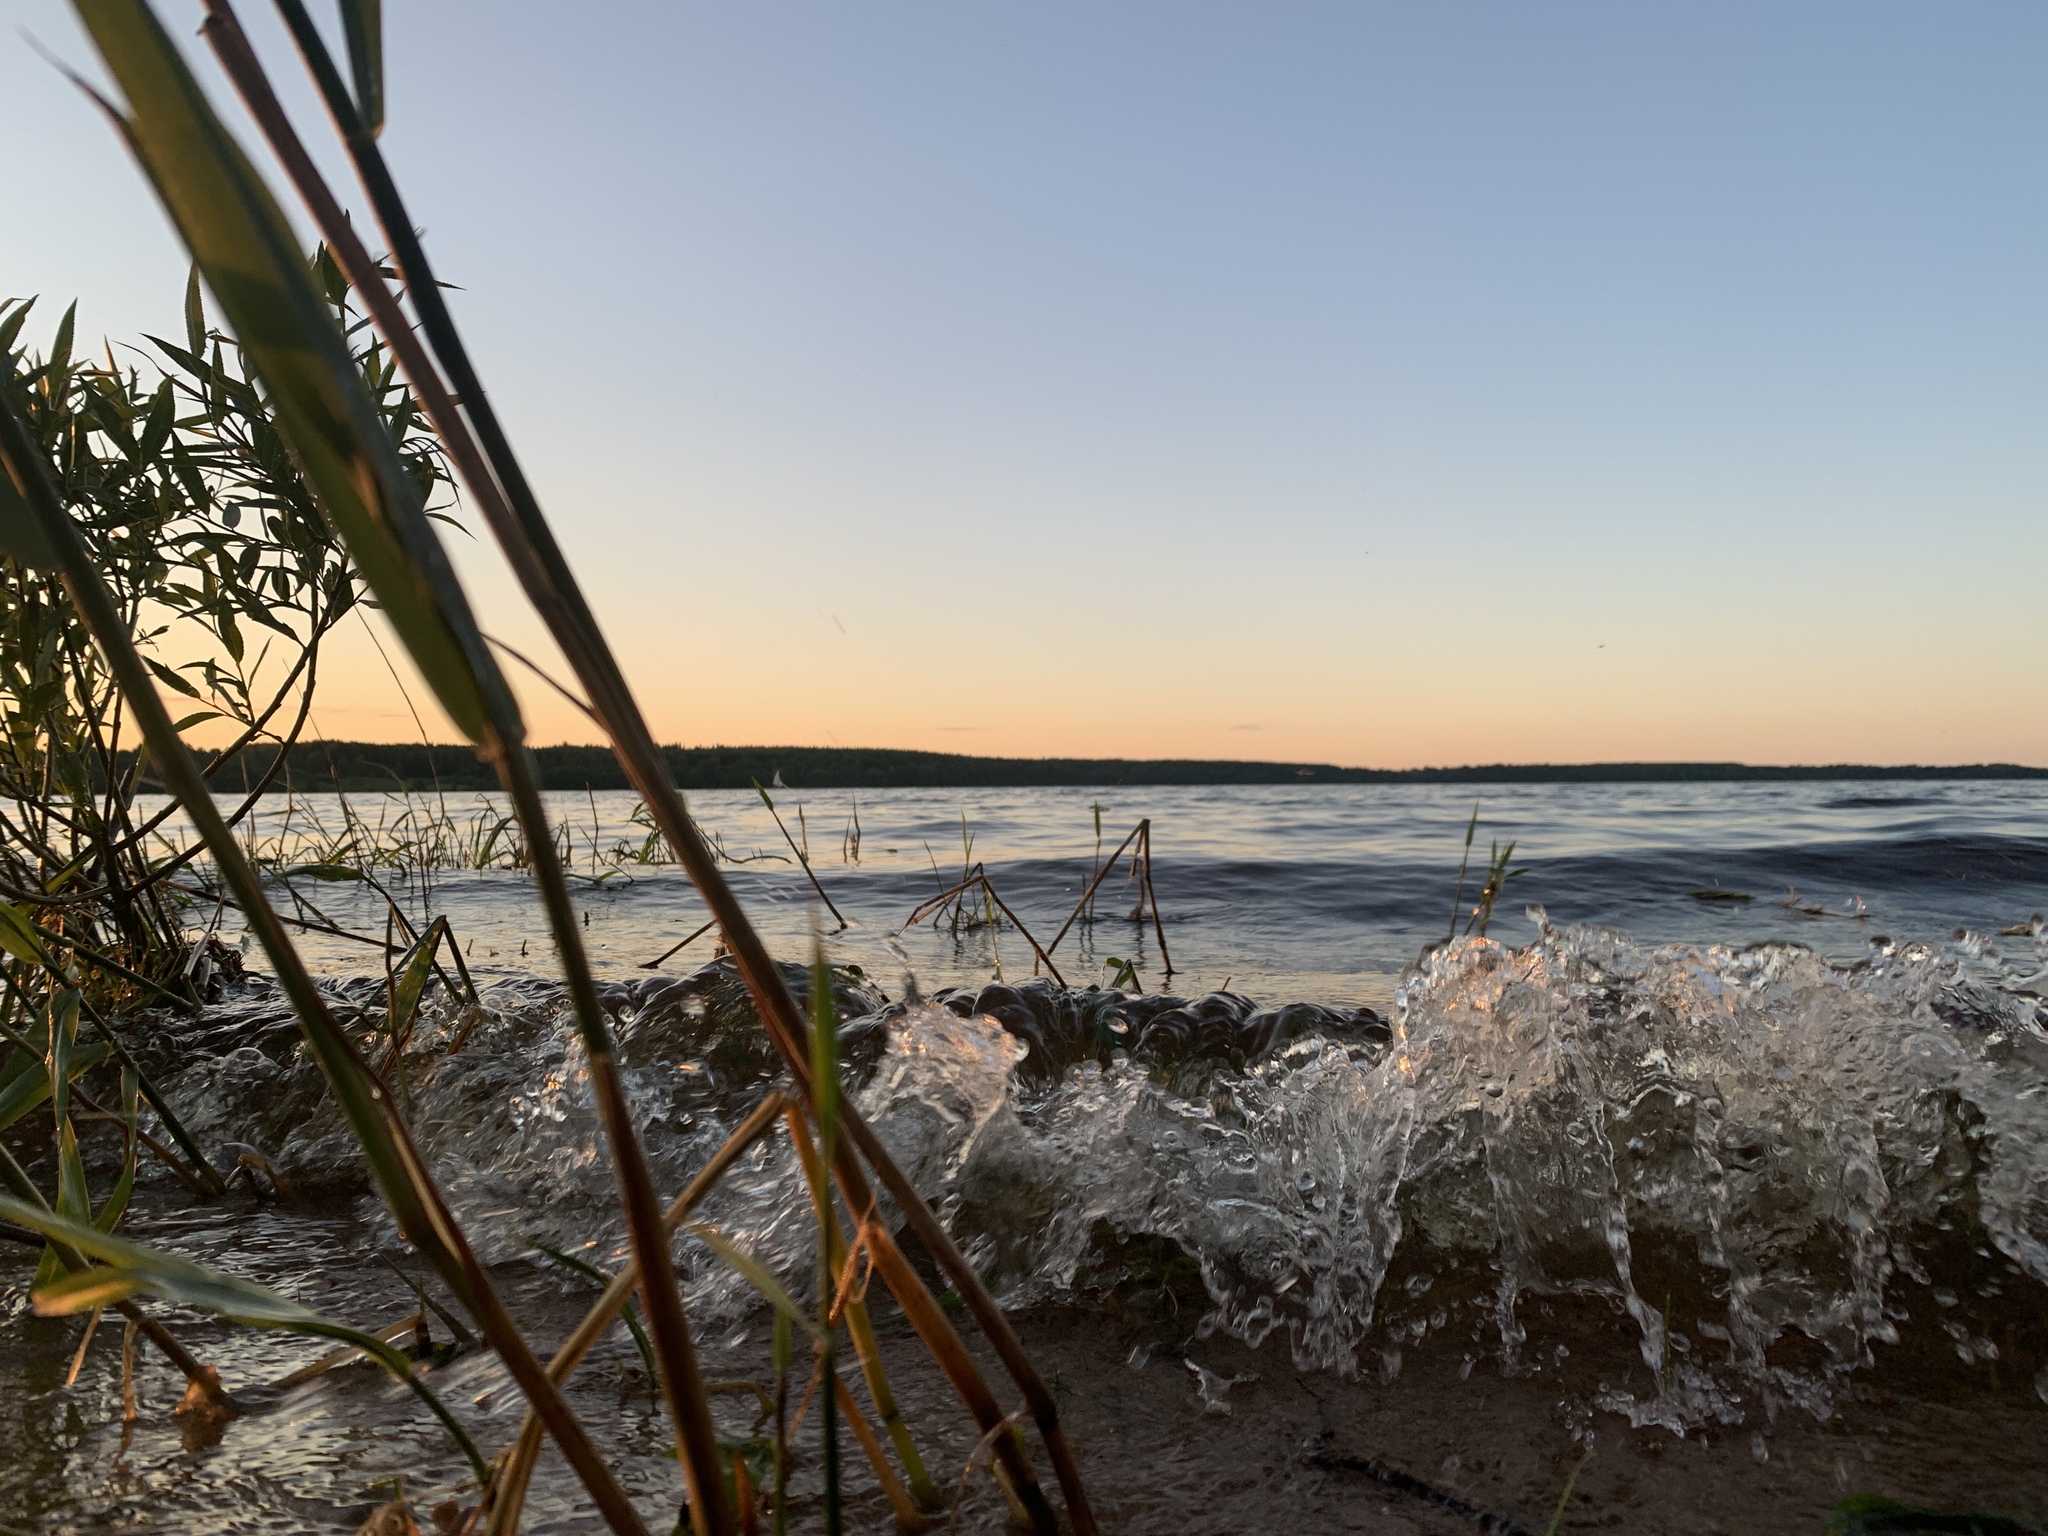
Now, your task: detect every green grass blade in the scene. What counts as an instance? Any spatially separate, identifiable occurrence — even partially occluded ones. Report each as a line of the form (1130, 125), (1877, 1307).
(530, 1242), (660, 1384)
(94, 1068), (141, 1233)
(72, 0), (513, 749)
(0, 1195), (488, 1482)
(387, 914), (444, 1044)
(182, 20), (736, 1525)
(46, 988), (77, 1127)
(240, 6), (1089, 1523)
(684, 1223), (825, 1344)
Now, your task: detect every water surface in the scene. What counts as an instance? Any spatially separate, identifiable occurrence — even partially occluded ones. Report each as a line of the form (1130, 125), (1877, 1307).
(139, 779), (2048, 1006)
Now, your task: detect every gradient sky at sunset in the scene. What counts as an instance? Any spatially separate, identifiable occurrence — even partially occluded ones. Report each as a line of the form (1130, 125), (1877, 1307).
(9, 2), (2045, 766)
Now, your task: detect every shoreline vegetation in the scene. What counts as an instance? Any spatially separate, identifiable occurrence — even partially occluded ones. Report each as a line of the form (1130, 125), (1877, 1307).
(130, 742), (2048, 793)
(3, 5), (1097, 1532)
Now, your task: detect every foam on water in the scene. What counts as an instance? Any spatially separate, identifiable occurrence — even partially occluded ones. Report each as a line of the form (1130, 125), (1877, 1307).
(166, 911), (2048, 1435)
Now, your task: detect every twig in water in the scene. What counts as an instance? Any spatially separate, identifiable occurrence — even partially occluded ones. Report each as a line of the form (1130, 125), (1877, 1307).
(754, 781), (846, 931)
(904, 873), (1065, 986)
(1045, 821), (1147, 958)
(641, 918), (718, 970)
(1310, 1446), (1537, 1536)
(1135, 821), (1172, 978)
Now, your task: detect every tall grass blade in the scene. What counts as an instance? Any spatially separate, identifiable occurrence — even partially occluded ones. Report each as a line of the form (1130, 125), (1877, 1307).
(686, 1221), (824, 1344)
(103, 10), (736, 1528)
(485, 1092), (788, 1536)
(831, 1373), (926, 1532)
(755, 781), (846, 930)
(1448, 801), (1479, 944)
(73, 0), (510, 749)
(338, 0), (382, 134)
(780, 1104), (941, 1512)
(255, 10), (1095, 1524)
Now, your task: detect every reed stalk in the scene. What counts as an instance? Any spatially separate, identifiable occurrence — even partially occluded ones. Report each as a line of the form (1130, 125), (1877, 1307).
(484, 1092), (789, 1536)
(177, 7), (1097, 1526)
(754, 781), (846, 930)
(101, 9), (736, 1527)
(906, 872), (1066, 986)
(783, 1103), (943, 1513)
(808, 945), (844, 1536)
(1447, 802), (1480, 945)
(1044, 818), (1147, 957)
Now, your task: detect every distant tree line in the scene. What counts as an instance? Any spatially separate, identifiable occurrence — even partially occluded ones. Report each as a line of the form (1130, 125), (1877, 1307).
(115, 742), (2048, 794)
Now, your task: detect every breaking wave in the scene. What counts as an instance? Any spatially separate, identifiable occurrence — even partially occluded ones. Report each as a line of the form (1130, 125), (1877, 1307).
(164, 911), (2048, 1433)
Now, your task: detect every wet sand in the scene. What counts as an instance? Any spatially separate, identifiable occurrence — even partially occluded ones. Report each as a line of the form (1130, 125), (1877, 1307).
(6, 1215), (2044, 1534)
(985, 1302), (2048, 1536)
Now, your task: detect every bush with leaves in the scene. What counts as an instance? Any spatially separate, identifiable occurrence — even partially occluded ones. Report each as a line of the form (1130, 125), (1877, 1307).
(0, 255), (450, 999)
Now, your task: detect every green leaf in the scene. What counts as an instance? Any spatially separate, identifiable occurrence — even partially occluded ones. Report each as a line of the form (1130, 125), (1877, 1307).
(387, 916), (444, 1043)
(47, 302), (76, 392)
(34, 1263), (140, 1312)
(4, 1192), (320, 1326)
(0, 1195), (490, 1483)
(183, 264), (205, 354)
(56, 1121), (91, 1227)
(0, 905), (51, 967)
(685, 1222), (824, 1344)
(0, 1043), (109, 1134)
(136, 378), (175, 465)
(95, 1068), (140, 1233)
(144, 657), (202, 699)
(0, 297), (34, 356)
(48, 989), (78, 1127)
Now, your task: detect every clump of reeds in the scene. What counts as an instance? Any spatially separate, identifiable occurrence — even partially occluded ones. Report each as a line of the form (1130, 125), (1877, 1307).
(1446, 801), (1524, 941)
(0, 6), (1100, 1534)
(897, 810), (1174, 990)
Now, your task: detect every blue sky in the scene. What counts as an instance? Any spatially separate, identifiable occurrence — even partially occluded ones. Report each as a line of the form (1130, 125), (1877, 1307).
(8, 2), (2045, 764)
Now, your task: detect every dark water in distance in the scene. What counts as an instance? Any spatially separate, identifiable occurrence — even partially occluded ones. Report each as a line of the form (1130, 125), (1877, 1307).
(144, 780), (2048, 1009)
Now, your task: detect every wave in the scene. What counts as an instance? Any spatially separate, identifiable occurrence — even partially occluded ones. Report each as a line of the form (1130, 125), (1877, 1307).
(161, 912), (2048, 1434)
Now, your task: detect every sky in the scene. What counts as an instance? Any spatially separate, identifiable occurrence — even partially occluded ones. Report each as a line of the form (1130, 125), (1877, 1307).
(7, 2), (2045, 767)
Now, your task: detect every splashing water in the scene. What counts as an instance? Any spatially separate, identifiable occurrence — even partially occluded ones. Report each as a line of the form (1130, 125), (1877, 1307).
(161, 910), (2048, 1437)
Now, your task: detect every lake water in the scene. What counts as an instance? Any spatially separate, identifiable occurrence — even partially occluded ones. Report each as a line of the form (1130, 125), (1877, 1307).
(143, 779), (2048, 1008)
(7, 779), (2046, 1533)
